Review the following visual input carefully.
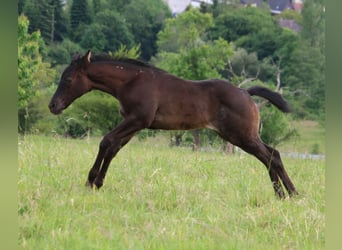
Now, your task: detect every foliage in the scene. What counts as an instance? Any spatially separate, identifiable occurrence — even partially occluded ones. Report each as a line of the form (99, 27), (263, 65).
(18, 14), (57, 133)
(108, 44), (141, 59)
(80, 9), (134, 53)
(210, 4), (324, 121)
(259, 105), (297, 147)
(56, 92), (121, 138)
(48, 38), (83, 66)
(301, 0), (325, 52)
(21, 0), (68, 43)
(122, 0), (171, 60)
(155, 8), (233, 79)
(280, 40), (325, 119)
(18, 14), (41, 110)
(18, 15), (54, 109)
(157, 7), (214, 52)
(18, 0), (325, 140)
(70, 0), (92, 41)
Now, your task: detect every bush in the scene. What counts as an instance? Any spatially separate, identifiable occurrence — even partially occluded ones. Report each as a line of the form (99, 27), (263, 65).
(259, 104), (297, 147)
(55, 91), (121, 137)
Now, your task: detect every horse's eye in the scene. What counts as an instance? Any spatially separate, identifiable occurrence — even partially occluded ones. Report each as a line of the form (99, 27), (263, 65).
(65, 78), (72, 88)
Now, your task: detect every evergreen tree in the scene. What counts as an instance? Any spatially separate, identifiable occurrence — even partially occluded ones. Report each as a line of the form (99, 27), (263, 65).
(21, 0), (68, 43)
(70, 0), (92, 41)
(22, 0), (51, 41)
(49, 0), (68, 42)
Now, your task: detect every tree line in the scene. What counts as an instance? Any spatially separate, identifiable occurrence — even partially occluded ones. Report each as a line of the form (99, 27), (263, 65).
(18, 0), (325, 148)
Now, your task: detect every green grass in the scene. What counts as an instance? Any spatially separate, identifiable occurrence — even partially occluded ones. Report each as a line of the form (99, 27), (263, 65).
(278, 120), (325, 155)
(18, 134), (325, 249)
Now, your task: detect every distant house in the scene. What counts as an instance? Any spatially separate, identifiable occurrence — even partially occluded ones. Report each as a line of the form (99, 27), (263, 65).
(164, 0), (213, 16)
(240, 0), (262, 7)
(165, 0), (303, 16)
(292, 0), (303, 13)
(267, 0), (292, 14)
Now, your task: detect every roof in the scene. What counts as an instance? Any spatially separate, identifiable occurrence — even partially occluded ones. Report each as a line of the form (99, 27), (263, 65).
(267, 0), (292, 14)
(240, 0), (262, 6)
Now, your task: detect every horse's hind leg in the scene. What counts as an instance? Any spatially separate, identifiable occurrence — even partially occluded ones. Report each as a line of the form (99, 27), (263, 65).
(263, 143), (299, 196)
(237, 138), (287, 198)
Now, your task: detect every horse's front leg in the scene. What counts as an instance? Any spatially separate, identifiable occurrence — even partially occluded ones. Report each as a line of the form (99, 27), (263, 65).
(86, 116), (147, 189)
(85, 135), (111, 187)
(92, 134), (134, 188)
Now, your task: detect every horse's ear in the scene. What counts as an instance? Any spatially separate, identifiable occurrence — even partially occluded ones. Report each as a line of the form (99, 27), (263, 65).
(85, 50), (91, 64)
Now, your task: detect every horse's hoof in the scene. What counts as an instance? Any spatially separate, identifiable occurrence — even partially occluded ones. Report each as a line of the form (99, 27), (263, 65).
(85, 180), (94, 188)
(94, 180), (103, 189)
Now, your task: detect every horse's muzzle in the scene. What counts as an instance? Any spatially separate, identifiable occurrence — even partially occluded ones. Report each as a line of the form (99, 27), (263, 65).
(48, 99), (64, 115)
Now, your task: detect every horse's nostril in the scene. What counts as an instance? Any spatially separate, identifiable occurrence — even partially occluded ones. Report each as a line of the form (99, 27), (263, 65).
(49, 102), (55, 110)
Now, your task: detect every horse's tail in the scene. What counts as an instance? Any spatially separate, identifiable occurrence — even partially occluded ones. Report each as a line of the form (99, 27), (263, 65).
(247, 86), (291, 113)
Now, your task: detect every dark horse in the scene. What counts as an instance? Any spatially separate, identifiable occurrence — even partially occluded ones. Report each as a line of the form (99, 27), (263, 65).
(49, 50), (298, 198)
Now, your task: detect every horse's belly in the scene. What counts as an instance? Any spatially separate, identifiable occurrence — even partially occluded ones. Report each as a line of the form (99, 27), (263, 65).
(150, 113), (205, 130)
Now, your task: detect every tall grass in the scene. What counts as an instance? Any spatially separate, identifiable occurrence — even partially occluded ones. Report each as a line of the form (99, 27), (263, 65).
(18, 135), (324, 249)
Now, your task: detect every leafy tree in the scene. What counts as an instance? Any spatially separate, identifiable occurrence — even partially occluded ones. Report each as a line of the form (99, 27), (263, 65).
(18, 14), (43, 110)
(80, 9), (133, 53)
(259, 105), (297, 147)
(211, 6), (276, 43)
(79, 23), (107, 52)
(18, 15), (57, 132)
(281, 40), (325, 119)
(157, 7), (213, 53)
(56, 92), (121, 138)
(155, 8), (233, 78)
(123, 0), (171, 60)
(301, 0), (325, 52)
(48, 38), (83, 66)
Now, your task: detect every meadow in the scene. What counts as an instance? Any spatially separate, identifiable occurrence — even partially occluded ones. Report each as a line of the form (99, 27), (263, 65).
(18, 125), (325, 249)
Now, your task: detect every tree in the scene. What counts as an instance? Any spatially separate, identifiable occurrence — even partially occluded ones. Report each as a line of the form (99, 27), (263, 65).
(18, 14), (43, 110)
(157, 7), (213, 53)
(21, 0), (68, 43)
(80, 9), (133, 53)
(22, 0), (51, 42)
(123, 0), (171, 60)
(49, 0), (68, 42)
(70, 0), (92, 41)
(18, 15), (56, 132)
(48, 38), (83, 66)
(301, 0), (325, 52)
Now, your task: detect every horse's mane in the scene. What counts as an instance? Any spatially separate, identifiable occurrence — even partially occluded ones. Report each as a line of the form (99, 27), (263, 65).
(90, 53), (165, 72)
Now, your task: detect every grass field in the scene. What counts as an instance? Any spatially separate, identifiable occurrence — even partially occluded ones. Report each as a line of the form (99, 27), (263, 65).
(18, 128), (325, 249)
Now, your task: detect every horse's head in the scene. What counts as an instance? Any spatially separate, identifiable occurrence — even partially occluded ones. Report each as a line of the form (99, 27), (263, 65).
(49, 50), (93, 114)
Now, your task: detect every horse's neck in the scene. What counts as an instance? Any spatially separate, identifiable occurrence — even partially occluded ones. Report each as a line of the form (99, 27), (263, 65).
(88, 63), (133, 97)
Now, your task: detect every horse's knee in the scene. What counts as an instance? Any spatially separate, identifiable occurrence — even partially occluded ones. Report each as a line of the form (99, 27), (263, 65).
(100, 136), (112, 150)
